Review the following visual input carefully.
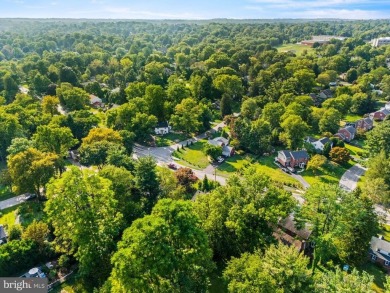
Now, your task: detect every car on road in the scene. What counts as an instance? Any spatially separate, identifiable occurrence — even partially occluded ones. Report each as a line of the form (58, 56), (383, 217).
(167, 163), (177, 170)
(25, 193), (37, 201)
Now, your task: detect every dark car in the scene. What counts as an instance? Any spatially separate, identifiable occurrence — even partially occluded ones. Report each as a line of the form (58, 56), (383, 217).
(25, 193), (37, 201)
(167, 163), (177, 170)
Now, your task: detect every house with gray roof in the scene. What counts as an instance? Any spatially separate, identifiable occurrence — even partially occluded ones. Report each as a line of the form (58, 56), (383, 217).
(369, 236), (390, 271)
(305, 137), (332, 152)
(208, 137), (235, 157)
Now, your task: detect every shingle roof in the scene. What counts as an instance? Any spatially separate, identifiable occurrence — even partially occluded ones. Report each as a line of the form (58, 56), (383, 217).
(319, 137), (331, 145)
(290, 150), (309, 160)
(279, 150), (292, 159)
(279, 214), (312, 240)
(370, 237), (390, 261)
(156, 121), (169, 128)
(344, 125), (356, 135)
(306, 136), (317, 143)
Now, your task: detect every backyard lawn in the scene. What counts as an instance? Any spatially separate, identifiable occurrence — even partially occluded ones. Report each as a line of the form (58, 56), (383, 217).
(172, 140), (210, 169)
(154, 132), (189, 147)
(276, 43), (314, 55)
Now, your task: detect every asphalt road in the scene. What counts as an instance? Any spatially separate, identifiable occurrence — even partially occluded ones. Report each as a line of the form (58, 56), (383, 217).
(0, 194), (29, 210)
(339, 164), (367, 191)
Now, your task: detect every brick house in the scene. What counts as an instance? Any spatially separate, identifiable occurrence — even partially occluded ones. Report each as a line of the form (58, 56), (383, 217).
(355, 117), (374, 131)
(277, 150), (309, 168)
(369, 236), (390, 272)
(370, 108), (390, 121)
(273, 214), (314, 256)
(337, 126), (356, 142)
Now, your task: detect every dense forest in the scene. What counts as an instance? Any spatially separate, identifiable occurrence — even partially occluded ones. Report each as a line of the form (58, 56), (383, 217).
(0, 19), (390, 292)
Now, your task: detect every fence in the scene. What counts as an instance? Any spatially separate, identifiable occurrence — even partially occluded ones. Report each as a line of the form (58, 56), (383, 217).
(47, 270), (75, 292)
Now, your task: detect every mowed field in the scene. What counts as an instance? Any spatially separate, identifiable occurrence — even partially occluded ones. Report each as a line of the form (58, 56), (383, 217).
(276, 43), (314, 55)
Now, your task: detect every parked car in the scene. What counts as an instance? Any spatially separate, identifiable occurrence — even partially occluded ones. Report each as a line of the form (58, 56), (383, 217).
(217, 156), (225, 163)
(167, 163), (177, 170)
(25, 193), (37, 201)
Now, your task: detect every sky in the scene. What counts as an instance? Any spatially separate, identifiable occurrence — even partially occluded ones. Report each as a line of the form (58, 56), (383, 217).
(0, 0), (390, 20)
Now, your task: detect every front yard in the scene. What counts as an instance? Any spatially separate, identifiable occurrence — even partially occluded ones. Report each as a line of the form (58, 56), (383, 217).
(172, 140), (210, 169)
(154, 132), (190, 147)
(0, 202), (46, 230)
(217, 155), (302, 189)
(301, 161), (352, 186)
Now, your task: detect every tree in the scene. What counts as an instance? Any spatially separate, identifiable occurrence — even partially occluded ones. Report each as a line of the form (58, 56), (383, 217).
(3, 73), (19, 103)
(125, 81), (147, 100)
(0, 111), (23, 161)
(307, 154), (327, 173)
(364, 152), (390, 205)
(213, 74), (243, 99)
(365, 120), (390, 157)
(171, 98), (204, 135)
(350, 93), (375, 115)
(220, 94), (232, 117)
(296, 184), (378, 270)
(346, 68), (358, 83)
(280, 115), (309, 149)
(8, 225), (22, 241)
(382, 75), (390, 97)
(45, 167), (122, 285)
(240, 98), (258, 120)
(315, 268), (374, 293)
(22, 221), (49, 250)
(42, 95), (59, 116)
(57, 84), (89, 111)
(144, 84), (166, 121)
(329, 147), (350, 165)
(8, 148), (59, 198)
(66, 110), (99, 141)
(33, 125), (77, 156)
(175, 167), (198, 194)
(134, 156), (160, 213)
(262, 102), (285, 130)
(194, 168), (295, 260)
(82, 127), (122, 145)
(109, 199), (214, 293)
(224, 244), (312, 293)
(319, 108), (342, 134)
(6, 137), (33, 157)
(204, 144), (222, 161)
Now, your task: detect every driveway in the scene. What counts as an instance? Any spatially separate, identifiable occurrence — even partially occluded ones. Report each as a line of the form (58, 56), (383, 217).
(0, 194), (29, 210)
(339, 164), (366, 192)
(290, 173), (310, 189)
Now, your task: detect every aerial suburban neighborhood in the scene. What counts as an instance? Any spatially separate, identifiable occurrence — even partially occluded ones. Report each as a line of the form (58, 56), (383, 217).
(0, 3), (390, 292)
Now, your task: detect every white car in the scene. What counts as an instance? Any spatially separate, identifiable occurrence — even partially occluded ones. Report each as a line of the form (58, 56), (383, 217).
(217, 156), (224, 163)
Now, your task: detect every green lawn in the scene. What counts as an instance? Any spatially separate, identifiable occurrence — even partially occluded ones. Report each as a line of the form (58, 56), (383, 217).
(154, 132), (190, 147)
(0, 185), (14, 201)
(0, 205), (18, 229)
(172, 140), (210, 169)
(380, 224), (390, 242)
(345, 143), (366, 159)
(301, 161), (351, 186)
(218, 155), (302, 189)
(0, 202), (46, 231)
(342, 113), (363, 123)
(276, 43), (314, 55)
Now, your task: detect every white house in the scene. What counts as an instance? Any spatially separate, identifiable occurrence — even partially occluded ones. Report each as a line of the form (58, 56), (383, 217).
(305, 137), (332, 151)
(154, 121), (171, 135)
(208, 137), (235, 157)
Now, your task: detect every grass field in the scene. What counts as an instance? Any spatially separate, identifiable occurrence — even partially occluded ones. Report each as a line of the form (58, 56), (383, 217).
(342, 113), (363, 123)
(173, 140), (210, 169)
(218, 155), (302, 188)
(154, 132), (189, 147)
(0, 205), (18, 229)
(301, 161), (351, 186)
(345, 143), (366, 158)
(276, 43), (314, 55)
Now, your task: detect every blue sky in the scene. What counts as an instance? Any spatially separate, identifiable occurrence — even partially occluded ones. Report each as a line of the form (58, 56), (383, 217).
(1, 0), (389, 19)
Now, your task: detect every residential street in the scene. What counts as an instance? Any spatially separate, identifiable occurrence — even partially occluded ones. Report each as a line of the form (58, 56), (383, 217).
(0, 194), (29, 210)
